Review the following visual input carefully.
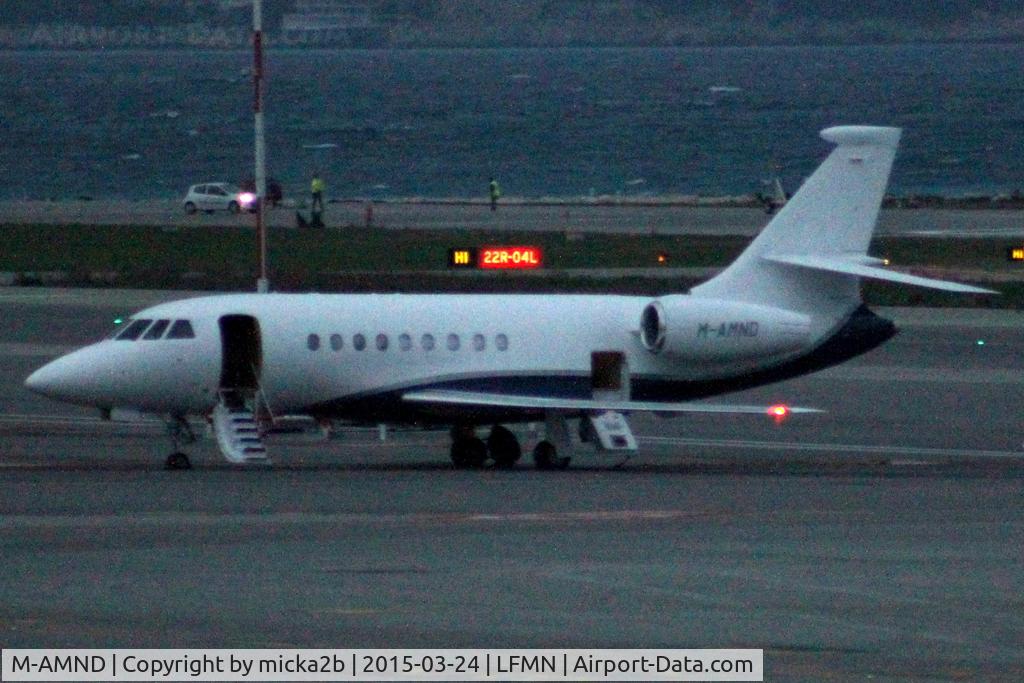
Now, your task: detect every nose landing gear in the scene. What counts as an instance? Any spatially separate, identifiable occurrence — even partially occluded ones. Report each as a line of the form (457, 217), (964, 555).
(165, 452), (191, 470)
(164, 415), (196, 470)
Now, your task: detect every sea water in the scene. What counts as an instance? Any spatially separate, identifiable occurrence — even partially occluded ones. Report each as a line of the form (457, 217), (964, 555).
(0, 44), (1021, 200)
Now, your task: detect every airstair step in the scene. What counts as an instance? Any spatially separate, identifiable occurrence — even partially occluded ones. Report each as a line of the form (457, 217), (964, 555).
(213, 401), (270, 465)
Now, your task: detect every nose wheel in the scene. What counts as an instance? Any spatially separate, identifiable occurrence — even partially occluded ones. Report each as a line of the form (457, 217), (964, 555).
(165, 452), (192, 470)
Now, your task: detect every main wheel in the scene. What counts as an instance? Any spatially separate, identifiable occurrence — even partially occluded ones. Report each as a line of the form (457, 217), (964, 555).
(164, 452), (192, 470)
(184, 201), (197, 215)
(532, 440), (570, 470)
(450, 437), (487, 469)
(487, 425), (521, 468)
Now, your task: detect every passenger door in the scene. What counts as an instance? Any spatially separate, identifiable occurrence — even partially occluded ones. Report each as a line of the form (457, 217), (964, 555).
(219, 315), (262, 394)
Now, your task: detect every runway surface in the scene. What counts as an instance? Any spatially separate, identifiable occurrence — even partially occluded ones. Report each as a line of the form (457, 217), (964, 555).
(2, 289), (1024, 680)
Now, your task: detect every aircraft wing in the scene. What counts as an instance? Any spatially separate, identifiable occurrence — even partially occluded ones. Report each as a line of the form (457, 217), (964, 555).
(402, 389), (822, 417)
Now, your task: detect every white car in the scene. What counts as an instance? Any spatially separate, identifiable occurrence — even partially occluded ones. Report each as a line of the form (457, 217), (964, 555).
(183, 183), (255, 214)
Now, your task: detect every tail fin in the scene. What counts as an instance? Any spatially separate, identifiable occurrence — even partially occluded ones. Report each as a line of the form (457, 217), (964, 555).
(692, 126), (902, 315)
(693, 126), (992, 319)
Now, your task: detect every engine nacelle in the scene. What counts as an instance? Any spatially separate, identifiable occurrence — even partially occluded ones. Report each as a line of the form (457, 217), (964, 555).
(639, 295), (811, 361)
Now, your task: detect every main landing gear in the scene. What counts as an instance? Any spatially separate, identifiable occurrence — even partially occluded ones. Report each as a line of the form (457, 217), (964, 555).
(533, 413), (572, 470)
(449, 426), (488, 468)
(450, 420), (571, 470)
(531, 440), (570, 470)
(487, 425), (521, 468)
(164, 415), (196, 470)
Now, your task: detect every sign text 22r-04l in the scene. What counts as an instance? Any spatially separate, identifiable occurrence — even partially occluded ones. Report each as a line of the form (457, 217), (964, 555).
(448, 247), (543, 269)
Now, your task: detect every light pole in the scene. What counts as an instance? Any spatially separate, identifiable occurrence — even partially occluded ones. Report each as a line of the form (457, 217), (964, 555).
(253, 0), (269, 293)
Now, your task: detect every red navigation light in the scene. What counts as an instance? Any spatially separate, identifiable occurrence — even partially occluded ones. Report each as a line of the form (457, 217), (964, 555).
(768, 404), (790, 422)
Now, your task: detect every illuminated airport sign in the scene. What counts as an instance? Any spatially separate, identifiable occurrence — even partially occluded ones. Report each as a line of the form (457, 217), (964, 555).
(480, 246), (542, 269)
(448, 246), (543, 270)
(449, 248), (477, 267)
(1009, 247), (1024, 262)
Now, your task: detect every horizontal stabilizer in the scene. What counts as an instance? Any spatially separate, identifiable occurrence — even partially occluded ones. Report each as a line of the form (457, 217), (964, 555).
(403, 389), (822, 417)
(764, 254), (997, 294)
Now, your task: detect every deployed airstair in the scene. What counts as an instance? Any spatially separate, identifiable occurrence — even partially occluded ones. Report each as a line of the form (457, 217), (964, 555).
(215, 314), (270, 464)
(212, 391), (269, 464)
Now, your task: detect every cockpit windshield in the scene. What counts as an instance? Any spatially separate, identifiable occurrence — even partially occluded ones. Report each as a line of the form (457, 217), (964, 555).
(112, 318), (195, 341)
(115, 319), (152, 341)
(143, 319), (171, 340)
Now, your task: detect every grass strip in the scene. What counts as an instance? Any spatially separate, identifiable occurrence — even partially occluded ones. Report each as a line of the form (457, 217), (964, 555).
(1, 224), (1017, 307)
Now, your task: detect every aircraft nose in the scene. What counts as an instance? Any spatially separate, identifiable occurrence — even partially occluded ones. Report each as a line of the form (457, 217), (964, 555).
(24, 349), (105, 404)
(25, 358), (70, 399)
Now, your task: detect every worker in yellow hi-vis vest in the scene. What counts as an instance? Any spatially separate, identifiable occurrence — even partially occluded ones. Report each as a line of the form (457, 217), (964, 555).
(311, 173), (326, 213)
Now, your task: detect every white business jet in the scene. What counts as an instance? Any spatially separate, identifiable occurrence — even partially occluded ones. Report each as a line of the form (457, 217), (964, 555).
(25, 127), (992, 469)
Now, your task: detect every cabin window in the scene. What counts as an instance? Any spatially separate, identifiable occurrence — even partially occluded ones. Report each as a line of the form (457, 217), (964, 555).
(495, 333), (509, 351)
(166, 320), (196, 339)
(399, 333), (412, 351)
(143, 319), (171, 340)
(330, 334), (343, 351)
(307, 334), (321, 351)
(116, 319), (152, 341)
(447, 333), (460, 351)
(472, 333), (486, 351)
(421, 333), (435, 351)
(376, 333), (389, 351)
(353, 333), (366, 351)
